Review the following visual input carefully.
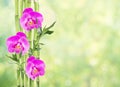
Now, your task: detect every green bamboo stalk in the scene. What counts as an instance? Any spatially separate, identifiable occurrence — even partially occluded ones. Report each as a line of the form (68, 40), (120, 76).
(20, 58), (24, 87)
(24, 74), (28, 87)
(28, 29), (34, 87)
(36, 78), (40, 87)
(22, 1), (28, 87)
(21, 74), (24, 87)
(15, 0), (19, 15)
(17, 65), (20, 87)
(31, 30), (34, 49)
(27, 0), (32, 7)
(34, 1), (41, 87)
(19, 0), (23, 17)
(30, 79), (34, 87)
(23, 0), (26, 8)
(24, 0), (32, 86)
(17, 54), (21, 87)
(23, 0), (28, 86)
(19, 0), (24, 86)
(15, 0), (21, 86)
(15, 15), (20, 32)
(34, 1), (39, 11)
(24, 55), (28, 87)
(31, 29), (35, 87)
(28, 30), (32, 87)
(29, 79), (32, 87)
(19, 0), (24, 32)
(37, 47), (40, 87)
(15, 0), (20, 32)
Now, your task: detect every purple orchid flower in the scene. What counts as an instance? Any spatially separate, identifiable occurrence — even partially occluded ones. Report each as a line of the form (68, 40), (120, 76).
(6, 32), (30, 55)
(26, 56), (45, 80)
(20, 8), (43, 31)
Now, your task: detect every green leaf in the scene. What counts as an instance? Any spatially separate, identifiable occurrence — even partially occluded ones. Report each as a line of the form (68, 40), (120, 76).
(12, 54), (18, 62)
(6, 55), (13, 59)
(35, 47), (41, 51)
(6, 54), (18, 62)
(36, 22), (56, 39)
(28, 48), (33, 56)
(46, 21), (56, 30)
(45, 30), (54, 35)
(39, 43), (45, 45)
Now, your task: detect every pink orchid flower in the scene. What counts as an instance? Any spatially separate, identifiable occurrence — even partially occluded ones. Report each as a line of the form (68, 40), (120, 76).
(26, 56), (45, 80)
(6, 32), (30, 55)
(20, 8), (43, 31)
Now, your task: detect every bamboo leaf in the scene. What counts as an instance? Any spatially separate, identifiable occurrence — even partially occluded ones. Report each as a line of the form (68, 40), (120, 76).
(45, 30), (54, 35)
(46, 21), (56, 30)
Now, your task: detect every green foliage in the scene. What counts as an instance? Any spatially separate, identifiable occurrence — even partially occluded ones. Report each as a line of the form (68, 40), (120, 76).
(41, 22), (56, 36)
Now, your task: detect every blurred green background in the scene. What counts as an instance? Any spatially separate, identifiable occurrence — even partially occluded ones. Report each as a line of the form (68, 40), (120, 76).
(0, 0), (120, 87)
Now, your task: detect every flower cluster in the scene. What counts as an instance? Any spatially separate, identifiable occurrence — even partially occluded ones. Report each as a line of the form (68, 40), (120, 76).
(6, 8), (46, 80)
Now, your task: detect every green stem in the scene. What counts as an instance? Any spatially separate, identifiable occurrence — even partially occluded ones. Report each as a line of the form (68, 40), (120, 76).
(27, 0), (32, 7)
(23, 0), (26, 8)
(37, 78), (40, 87)
(19, 0), (23, 17)
(15, 0), (19, 15)
(31, 30), (34, 49)
(24, 74), (28, 87)
(15, 15), (20, 32)
(34, 1), (39, 11)
(17, 65), (20, 87)
(23, 0), (29, 79)
(30, 79), (32, 87)
(21, 58), (24, 87)
(28, 30), (34, 87)
(15, 0), (20, 32)
(29, 79), (34, 87)
(23, 1), (29, 86)
(34, 1), (41, 86)
(24, 54), (28, 87)
(37, 48), (40, 87)
(19, 0), (24, 32)
(15, 0), (20, 86)
(28, 31), (32, 87)
(16, 54), (21, 87)
(19, 0), (24, 86)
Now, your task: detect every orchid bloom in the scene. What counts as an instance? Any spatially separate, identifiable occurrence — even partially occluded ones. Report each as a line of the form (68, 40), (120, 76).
(20, 8), (43, 31)
(26, 56), (45, 80)
(6, 32), (30, 55)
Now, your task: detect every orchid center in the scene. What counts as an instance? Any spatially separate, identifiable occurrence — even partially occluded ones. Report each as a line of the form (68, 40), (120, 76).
(15, 43), (22, 50)
(32, 67), (39, 75)
(28, 20), (34, 26)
